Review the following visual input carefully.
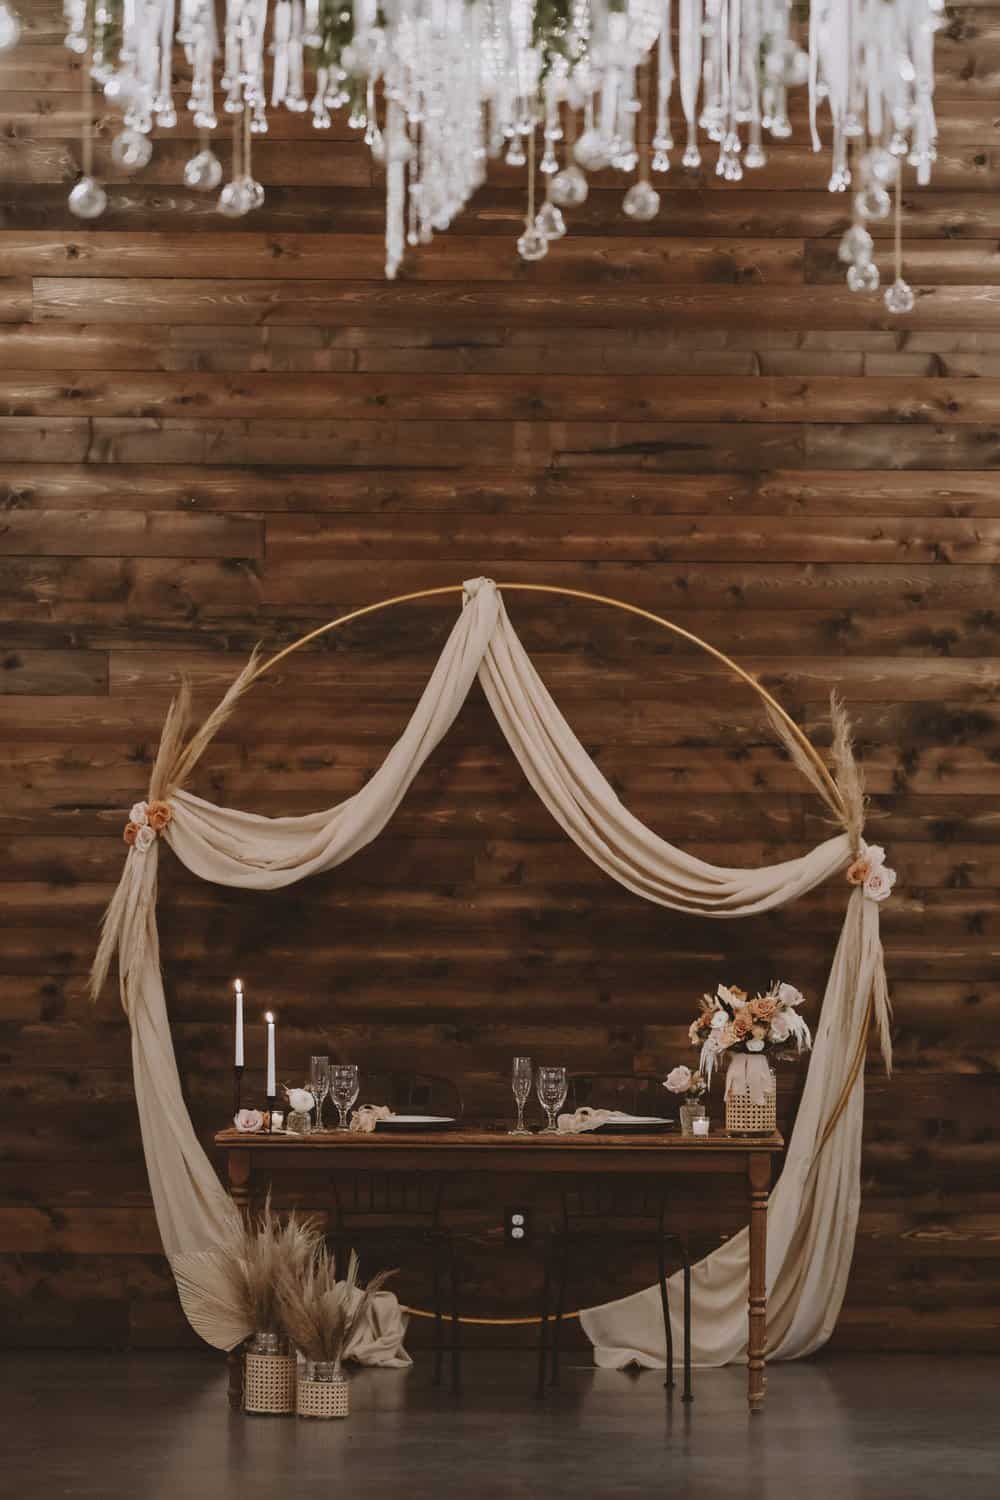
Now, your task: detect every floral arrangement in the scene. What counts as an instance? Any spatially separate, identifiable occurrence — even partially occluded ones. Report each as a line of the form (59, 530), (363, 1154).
(690, 981), (812, 1086)
(846, 842), (897, 903)
(123, 798), (172, 850)
(662, 1065), (707, 1103)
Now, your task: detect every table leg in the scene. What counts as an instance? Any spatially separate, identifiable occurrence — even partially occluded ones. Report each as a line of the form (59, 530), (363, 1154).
(747, 1152), (771, 1414)
(226, 1150), (252, 1411)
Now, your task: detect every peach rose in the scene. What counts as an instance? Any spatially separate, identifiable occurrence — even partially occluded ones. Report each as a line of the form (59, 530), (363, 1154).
(123, 822), (139, 846)
(732, 1013), (753, 1040)
(750, 996), (778, 1021)
(846, 857), (871, 886)
(147, 799), (172, 832)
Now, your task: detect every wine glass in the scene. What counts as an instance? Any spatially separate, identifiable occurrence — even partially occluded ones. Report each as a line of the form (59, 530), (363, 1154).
(330, 1063), (360, 1132)
(536, 1066), (568, 1134)
(309, 1055), (330, 1130)
(509, 1057), (533, 1136)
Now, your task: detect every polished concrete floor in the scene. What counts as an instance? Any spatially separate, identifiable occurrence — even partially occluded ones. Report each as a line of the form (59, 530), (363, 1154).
(6, 1350), (997, 1500)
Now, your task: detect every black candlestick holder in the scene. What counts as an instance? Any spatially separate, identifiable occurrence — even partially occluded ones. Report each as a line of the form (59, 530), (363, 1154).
(233, 1064), (244, 1122)
(267, 1093), (276, 1133)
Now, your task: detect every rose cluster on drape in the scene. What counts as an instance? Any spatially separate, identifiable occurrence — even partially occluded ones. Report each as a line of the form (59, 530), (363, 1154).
(92, 579), (890, 1366)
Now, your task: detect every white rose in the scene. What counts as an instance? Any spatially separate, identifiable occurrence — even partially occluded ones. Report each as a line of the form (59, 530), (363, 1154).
(287, 1088), (315, 1114)
(664, 1065), (693, 1095)
(770, 1015), (791, 1043)
(777, 982), (804, 1008)
(864, 865), (896, 902)
(746, 1038), (766, 1052)
(711, 1011), (727, 1029)
(130, 800), (149, 827)
(134, 824), (156, 852)
(862, 843), (887, 871)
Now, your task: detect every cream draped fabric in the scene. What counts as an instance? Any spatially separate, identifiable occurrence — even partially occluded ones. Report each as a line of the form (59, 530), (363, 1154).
(94, 577), (889, 1367)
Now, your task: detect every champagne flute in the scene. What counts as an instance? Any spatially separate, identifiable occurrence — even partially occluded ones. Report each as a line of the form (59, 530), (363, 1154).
(537, 1065), (568, 1134)
(309, 1055), (330, 1130)
(331, 1063), (360, 1132)
(509, 1057), (533, 1135)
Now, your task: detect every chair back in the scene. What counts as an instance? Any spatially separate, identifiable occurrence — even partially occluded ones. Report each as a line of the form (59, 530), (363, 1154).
(560, 1073), (671, 1225)
(565, 1072), (667, 1117)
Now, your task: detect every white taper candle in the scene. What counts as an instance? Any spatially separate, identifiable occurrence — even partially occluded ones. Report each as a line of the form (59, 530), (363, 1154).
(265, 1011), (276, 1096)
(234, 978), (244, 1067)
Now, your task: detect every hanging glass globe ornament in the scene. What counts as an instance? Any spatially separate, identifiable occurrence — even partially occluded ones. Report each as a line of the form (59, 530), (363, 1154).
(855, 184), (892, 221)
(110, 128), (153, 171)
(862, 147), (898, 184)
(535, 201), (566, 240)
(68, 176), (107, 220)
(549, 165), (588, 207)
(846, 261), (880, 293)
(0, 3), (21, 51)
(622, 179), (660, 221)
(517, 225), (549, 262)
(884, 277), (915, 315)
(574, 129), (611, 173)
(217, 179), (253, 218)
(183, 149), (223, 191)
(839, 225), (874, 265)
(242, 176), (266, 211)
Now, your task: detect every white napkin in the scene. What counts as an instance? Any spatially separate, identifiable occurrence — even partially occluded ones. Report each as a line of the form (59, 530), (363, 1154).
(556, 1107), (643, 1134)
(349, 1104), (394, 1133)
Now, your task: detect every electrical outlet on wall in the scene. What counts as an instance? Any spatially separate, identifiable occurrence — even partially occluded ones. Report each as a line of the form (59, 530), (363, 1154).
(504, 1207), (531, 1245)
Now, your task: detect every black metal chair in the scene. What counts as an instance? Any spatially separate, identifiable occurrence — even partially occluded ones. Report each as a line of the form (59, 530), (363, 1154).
(537, 1073), (692, 1402)
(328, 1071), (464, 1393)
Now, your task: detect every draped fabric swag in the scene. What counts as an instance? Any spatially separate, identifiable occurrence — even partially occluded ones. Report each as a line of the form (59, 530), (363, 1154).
(92, 578), (891, 1368)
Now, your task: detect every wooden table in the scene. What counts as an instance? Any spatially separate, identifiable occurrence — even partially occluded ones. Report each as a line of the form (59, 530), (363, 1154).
(215, 1126), (784, 1412)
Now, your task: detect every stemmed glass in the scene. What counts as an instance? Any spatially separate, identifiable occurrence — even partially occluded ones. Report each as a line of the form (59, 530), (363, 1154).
(536, 1066), (568, 1134)
(330, 1064), (360, 1132)
(309, 1055), (330, 1131)
(509, 1057), (533, 1136)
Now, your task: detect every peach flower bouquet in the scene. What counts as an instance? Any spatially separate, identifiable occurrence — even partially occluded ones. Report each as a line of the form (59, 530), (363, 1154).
(690, 981), (812, 1087)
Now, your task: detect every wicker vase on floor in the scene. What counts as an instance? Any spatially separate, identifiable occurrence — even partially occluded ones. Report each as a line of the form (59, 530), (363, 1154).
(296, 1361), (350, 1419)
(243, 1333), (297, 1416)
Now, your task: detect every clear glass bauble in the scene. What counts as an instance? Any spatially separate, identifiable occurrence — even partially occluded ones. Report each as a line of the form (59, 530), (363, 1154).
(217, 180), (253, 218)
(855, 185), (892, 221)
(110, 128), (153, 172)
(535, 201), (566, 240)
(838, 224), (874, 265)
(846, 261), (880, 293)
(183, 149), (223, 192)
(574, 128), (611, 173)
(68, 176), (108, 220)
(622, 179), (660, 222)
(549, 165), (588, 208)
(242, 175), (266, 211)
(516, 225), (549, 262)
(764, 40), (809, 87)
(681, 144), (701, 169)
(0, 3), (22, 51)
(862, 147), (898, 184)
(743, 144), (767, 170)
(884, 277), (915, 315)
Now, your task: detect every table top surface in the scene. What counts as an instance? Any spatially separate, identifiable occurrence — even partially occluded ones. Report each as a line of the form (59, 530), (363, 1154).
(215, 1126), (784, 1154)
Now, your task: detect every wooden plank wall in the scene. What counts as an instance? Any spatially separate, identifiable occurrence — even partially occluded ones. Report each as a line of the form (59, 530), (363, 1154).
(1, 2), (998, 1352)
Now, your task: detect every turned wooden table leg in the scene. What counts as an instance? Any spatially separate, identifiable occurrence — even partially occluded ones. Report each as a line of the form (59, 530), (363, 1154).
(747, 1152), (771, 1414)
(226, 1149), (252, 1411)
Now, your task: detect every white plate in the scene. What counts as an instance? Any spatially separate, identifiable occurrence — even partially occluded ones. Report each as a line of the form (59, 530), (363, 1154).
(386, 1115), (456, 1124)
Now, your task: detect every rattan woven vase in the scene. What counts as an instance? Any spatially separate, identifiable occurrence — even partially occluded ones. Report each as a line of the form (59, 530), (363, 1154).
(725, 1080), (777, 1136)
(296, 1361), (350, 1420)
(243, 1333), (297, 1416)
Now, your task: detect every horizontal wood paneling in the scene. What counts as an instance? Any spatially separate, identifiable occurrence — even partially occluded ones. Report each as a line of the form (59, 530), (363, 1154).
(0, 14), (997, 1353)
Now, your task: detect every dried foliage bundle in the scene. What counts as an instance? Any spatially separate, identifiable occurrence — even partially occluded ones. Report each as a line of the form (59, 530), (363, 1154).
(277, 1246), (395, 1367)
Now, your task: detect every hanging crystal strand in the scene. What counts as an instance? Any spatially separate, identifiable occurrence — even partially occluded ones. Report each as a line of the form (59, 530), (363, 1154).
(271, 0), (292, 107)
(679, 0), (703, 168)
(218, 101), (251, 216)
(743, 0), (766, 169)
(517, 120), (547, 261)
(884, 161), (914, 312)
(243, 99), (264, 208)
(154, 0), (177, 127)
(550, 97), (588, 207)
(407, 117), (421, 247)
(700, 0), (724, 144)
(652, 0), (673, 172)
(69, 4), (107, 219)
(384, 98), (407, 279)
(717, 0), (743, 180)
(623, 60), (660, 220)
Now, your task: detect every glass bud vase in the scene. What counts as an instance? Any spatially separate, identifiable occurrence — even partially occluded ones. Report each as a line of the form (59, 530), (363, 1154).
(286, 1109), (311, 1135)
(297, 1359), (349, 1419)
(679, 1099), (708, 1136)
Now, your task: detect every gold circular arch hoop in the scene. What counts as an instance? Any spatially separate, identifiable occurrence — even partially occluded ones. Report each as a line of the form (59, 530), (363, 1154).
(250, 582), (848, 823)
(236, 581), (860, 1326)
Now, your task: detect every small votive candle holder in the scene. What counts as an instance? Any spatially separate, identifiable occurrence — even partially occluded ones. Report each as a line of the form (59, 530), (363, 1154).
(692, 1117), (710, 1137)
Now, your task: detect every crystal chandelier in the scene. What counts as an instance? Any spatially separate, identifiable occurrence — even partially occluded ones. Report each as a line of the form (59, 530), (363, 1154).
(2, 3), (944, 311)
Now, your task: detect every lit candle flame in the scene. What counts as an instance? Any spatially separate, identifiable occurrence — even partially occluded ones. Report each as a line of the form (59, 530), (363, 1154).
(265, 1011), (275, 1023)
